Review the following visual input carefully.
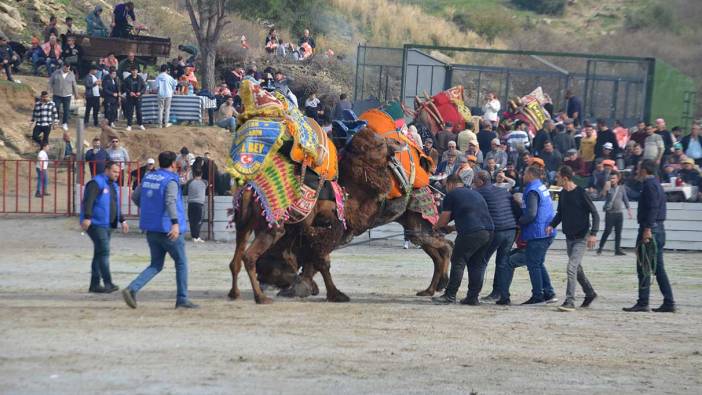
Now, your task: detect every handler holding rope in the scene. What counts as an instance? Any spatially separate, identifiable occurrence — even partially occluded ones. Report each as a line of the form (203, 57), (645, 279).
(623, 159), (676, 313)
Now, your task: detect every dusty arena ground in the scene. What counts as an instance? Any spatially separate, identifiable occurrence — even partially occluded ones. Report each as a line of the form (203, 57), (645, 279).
(1, 218), (701, 394)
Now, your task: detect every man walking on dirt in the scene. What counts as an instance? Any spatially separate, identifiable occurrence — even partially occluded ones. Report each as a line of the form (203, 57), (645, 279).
(80, 161), (128, 293)
(547, 165), (599, 312)
(122, 151), (198, 309)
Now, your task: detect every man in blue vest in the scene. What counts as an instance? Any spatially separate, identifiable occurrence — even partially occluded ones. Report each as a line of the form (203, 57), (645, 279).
(80, 161), (128, 293)
(516, 165), (558, 305)
(122, 151), (198, 309)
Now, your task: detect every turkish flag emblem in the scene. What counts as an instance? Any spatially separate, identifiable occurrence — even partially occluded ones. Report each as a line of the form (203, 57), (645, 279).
(240, 154), (253, 165)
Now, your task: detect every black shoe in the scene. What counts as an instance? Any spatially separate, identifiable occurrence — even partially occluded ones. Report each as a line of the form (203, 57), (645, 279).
(581, 293), (598, 308)
(43, 192), (51, 196)
(459, 297), (480, 306)
(652, 304), (676, 313)
(615, 250), (626, 256)
(622, 304), (650, 312)
(122, 288), (137, 309)
(544, 294), (559, 304)
(34, 193), (42, 198)
(496, 298), (511, 306)
(175, 300), (200, 309)
(521, 297), (545, 305)
(558, 301), (576, 312)
(432, 294), (456, 305)
(104, 284), (119, 293)
(480, 293), (499, 302)
(596, 248), (602, 255)
(89, 285), (107, 293)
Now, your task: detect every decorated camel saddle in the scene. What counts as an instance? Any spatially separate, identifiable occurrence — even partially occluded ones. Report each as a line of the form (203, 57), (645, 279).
(227, 80), (342, 227)
(413, 85), (472, 134)
(358, 109), (439, 225)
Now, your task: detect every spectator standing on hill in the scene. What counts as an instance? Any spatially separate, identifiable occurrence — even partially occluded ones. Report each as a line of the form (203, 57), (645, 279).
(681, 121), (702, 166)
(623, 159), (675, 313)
(30, 91), (58, 145)
(122, 67), (146, 131)
(43, 16), (59, 42)
(83, 64), (101, 128)
(85, 137), (109, 177)
(86, 5), (109, 37)
(548, 165), (599, 312)
(48, 62), (77, 131)
(102, 67), (119, 127)
(35, 142), (50, 198)
(111, 2), (136, 39)
(433, 174), (494, 305)
(155, 64), (177, 128)
(122, 151), (199, 309)
(186, 168), (208, 243)
(80, 161), (128, 294)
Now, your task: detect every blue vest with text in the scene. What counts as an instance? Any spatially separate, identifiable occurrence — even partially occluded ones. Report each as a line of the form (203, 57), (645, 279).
(521, 179), (556, 241)
(80, 173), (119, 228)
(139, 169), (188, 233)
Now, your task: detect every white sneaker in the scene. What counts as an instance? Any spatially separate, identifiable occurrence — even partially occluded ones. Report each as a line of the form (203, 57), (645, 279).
(403, 240), (410, 249)
(193, 237), (205, 243)
(110, 122), (116, 128)
(138, 125), (145, 130)
(14, 79), (21, 84)
(62, 123), (68, 131)
(164, 123), (172, 128)
(125, 126), (132, 131)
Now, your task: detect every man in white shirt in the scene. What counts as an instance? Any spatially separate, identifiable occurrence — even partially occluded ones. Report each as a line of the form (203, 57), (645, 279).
(154, 64), (177, 128)
(35, 142), (50, 197)
(83, 64), (101, 127)
(482, 92), (501, 126)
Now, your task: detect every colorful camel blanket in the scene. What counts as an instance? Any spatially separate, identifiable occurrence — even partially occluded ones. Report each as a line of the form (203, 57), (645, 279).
(229, 118), (290, 180)
(407, 186), (439, 225)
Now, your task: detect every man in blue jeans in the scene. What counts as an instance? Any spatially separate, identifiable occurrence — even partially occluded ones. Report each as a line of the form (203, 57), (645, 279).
(624, 159), (675, 313)
(514, 165), (558, 305)
(472, 170), (518, 302)
(122, 151), (199, 309)
(80, 161), (128, 293)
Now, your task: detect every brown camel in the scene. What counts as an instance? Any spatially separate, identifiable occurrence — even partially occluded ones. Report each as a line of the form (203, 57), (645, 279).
(228, 128), (407, 304)
(256, 129), (452, 301)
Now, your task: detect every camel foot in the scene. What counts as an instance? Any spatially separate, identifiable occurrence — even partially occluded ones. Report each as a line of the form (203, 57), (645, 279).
(228, 288), (241, 300)
(327, 290), (350, 303)
(255, 295), (273, 305)
(416, 289), (436, 297)
(437, 275), (449, 291)
(310, 280), (319, 296)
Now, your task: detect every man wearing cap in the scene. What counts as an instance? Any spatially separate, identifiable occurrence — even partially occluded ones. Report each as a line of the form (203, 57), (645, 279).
(642, 124), (665, 164)
(681, 121), (702, 166)
(130, 158), (156, 190)
(564, 149), (587, 177)
(598, 142), (615, 162)
(423, 138), (439, 172)
(83, 64), (101, 127)
(484, 138), (507, 170)
(123, 151), (198, 309)
(441, 140), (465, 162)
(80, 160), (128, 293)
(678, 158), (700, 187)
(436, 149), (461, 178)
(624, 159), (675, 313)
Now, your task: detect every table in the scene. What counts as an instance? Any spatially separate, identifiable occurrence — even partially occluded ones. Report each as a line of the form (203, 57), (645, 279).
(662, 183), (699, 201)
(141, 95), (206, 124)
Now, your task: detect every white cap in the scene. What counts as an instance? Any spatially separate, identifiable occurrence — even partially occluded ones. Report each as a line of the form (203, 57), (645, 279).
(491, 138), (501, 145)
(603, 142), (613, 150)
(147, 158), (155, 165)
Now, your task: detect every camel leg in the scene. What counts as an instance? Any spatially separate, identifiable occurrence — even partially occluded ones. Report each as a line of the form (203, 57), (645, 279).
(242, 227), (286, 304)
(398, 213), (452, 296)
(228, 226), (251, 300)
(315, 254), (349, 303)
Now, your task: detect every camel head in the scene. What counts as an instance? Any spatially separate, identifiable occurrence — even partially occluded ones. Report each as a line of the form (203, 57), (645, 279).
(340, 127), (398, 196)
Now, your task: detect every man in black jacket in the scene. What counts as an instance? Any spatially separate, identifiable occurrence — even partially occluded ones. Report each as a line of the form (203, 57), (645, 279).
(122, 66), (145, 131)
(594, 119), (619, 159)
(102, 67), (119, 127)
(624, 159), (675, 313)
(473, 171), (518, 302)
(547, 165), (599, 311)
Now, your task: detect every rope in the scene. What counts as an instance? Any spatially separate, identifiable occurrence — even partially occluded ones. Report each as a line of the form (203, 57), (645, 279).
(636, 236), (658, 289)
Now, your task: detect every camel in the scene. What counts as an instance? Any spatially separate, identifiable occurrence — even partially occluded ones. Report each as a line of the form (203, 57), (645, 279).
(228, 128), (415, 304)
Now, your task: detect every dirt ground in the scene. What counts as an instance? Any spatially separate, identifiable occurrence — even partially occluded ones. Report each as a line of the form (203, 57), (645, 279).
(1, 218), (701, 394)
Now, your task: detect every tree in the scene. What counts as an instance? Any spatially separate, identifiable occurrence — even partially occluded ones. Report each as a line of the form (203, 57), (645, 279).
(184, 0), (230, 91)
